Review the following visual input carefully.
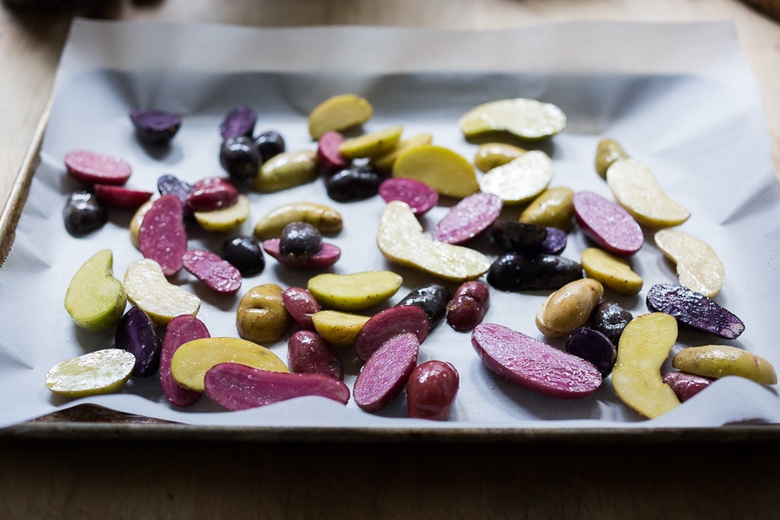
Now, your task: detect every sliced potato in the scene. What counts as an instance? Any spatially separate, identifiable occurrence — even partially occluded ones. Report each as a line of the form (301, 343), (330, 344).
(253, 201), (343, 240)
(654, 229), (725, 298)
(308, 94), (373, 140)
(370, 133), (433, 171)
(458, 98), (566, 140)
(64, 249), (127, 332)
(478, 150), (553, 205)
(311, 310), (370, 347)
(392, 144), (479, 198)
(606, 158), (690, 228)
(673, 345), (777, 385)
(473, 142), (526, 172)
(123, 259), (200, 325)
(46, 349), (136, 398)
(194, 194), (250, 232)
(595, 138), (629, 179)
(338, 125), (403, 159)
(581, 247), (643, 295)
(519, 186), (575, 230)
(307, 271), (403, 311)
(612, 312), (681, 419)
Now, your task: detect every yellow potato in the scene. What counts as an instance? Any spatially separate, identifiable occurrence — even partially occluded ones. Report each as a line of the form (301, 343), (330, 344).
(581, 247), (643, 295)
(673, 345), (777, 385)
(194, 194), (250, 232)
(473, 142), (526, 172)
(392, 144), (479, 198)
(311, 310), (370, 347)
(254, 150), (317, 193)
(171, 337), (289, 392)
(612, 313), (681, 419)
(253, 201), (343, 240)
(236, 283), (294, 344)
(654, 229), (725, 298)
(478, 150), (553, 205)
(458, 98), (567, 140)
(606, 158), (690, 228)
(129, 199), (154, 249)
(370, 133), (433, 171)
(594, 138), (629, 179)
(307, 271), (403, 311)
(64, 249), (127, 332)
(535, 278), (603, 338)
(519, 186), (575, 230)
(308, 93), (373, 140)
(338, 125), (403, 159)
(376, 201), (491, 282)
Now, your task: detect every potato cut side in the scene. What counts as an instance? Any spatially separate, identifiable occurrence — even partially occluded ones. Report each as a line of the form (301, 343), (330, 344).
(458, 98), (566, 140)
(612, 312), (681, 419)
(581, 247), (643, 295)
(308, 94), (373, 140)
(124, 259), (201, 325)
(338, 126), (404, 159)
(606, 158), (690, 228)
(654, 229), (725, 298)
(194, 194), (250, 232)
(46, 349), (136, 397)
(312, 310), (370, 347)
(478, 150), (553, 205)
(392, 145), (479, 199)
(64, 249), (127, 332)
(307, 271), (403, 311)
(370, 133), (433, 171)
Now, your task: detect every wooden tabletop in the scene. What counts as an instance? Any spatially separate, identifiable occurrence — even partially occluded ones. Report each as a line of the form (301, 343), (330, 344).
(1, 1), (780, 518)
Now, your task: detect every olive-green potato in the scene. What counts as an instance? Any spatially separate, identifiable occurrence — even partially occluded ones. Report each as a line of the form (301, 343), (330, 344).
(236, 283), (294, 344)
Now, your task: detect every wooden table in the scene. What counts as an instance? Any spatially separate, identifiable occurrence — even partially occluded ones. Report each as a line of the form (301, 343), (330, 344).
(1, 1), (779, 518)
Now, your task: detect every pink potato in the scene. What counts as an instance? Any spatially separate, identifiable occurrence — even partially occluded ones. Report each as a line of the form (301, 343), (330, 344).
(572, 191), (643, 256)
(354, 305), (430, 362)
(432, 192), (503, 244)
(138, 194), (188, 276)
(181, 249), (242, 295)
(663, 371), (715, 402)
(378, 177), (439, 216)
(186, 177), (239, 212)
(288, 330), (344, 381)
(204, 363), (350, 410)
(262, 239), (341, 269)
(281, 287), (322, 330)
(93, 184), (154, 209)
(160, 315), (210, 407)
(471, 323), (602, 399)
(406, 360), (459, 421)
(353, 332), (420, 413)
(64, 150), (132, 186)
(446, 280), (490, 332)
(316, 130), (349, 172)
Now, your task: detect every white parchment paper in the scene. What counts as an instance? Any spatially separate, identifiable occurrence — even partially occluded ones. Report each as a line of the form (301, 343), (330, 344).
(1, 19), (778, 430)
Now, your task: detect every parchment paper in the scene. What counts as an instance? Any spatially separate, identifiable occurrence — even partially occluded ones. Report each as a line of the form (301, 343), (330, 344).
(0, 19), (778, 430)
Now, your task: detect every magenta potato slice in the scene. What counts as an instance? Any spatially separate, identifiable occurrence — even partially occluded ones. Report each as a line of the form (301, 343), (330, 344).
(64, 150), (132, 186)
(316, 130), (349, 172)
(646, 283), (745, 339)
(471, 323), (602, 399)
(432, 192), (502, 244)
(130, 109), (181, 145)
(288, 330), (344, 381)
(262, 239), (341, 269)
(662, 371), (714, 402)
(446, 280), (490, 332)
(573, 191), (643, 256)
(138, 194), (187, 276)
(182, 249), (242, 295)
(93, 184), (153, 209)
(204, 363), (350, 411)
(354, 305), (430, 361)
(378, 177), (439, 216)
(186, 177), (239, 212)
(115, 306), (162, 378)
(160, 315), (210, 407)
(406, 360), (459, 421)
(353, 332), (420, 413)
(281, 287), (321, 330)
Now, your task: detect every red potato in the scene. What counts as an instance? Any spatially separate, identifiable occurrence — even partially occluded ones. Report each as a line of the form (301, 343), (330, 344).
(378, 177), (439, 216)
(354, 305), (429, 362)
(317, 130), (350, 172)
(204, 362), (350, 410)
(186, 177), (239, 212)
(353, 332), (420, 413)
(93, 184), (154, 209)
(662, 371), (715, 402)
(572, 191), (643, 256)
(138, 194), (188, 276)
(64, 149), (132, 186)
(446, 280), (490, 332)
(181, 249), (242, 295)
(471, 323), (602, 399)
(406, 360), (459, 420)
(281, 287), (321, 330)
(262, 239), (341, 269)
(432, 192), (503, 244)
(159, 315), (210, 407)
(288, 330), (344, 381)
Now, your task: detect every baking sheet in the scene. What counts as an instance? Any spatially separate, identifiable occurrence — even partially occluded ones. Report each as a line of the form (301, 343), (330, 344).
(0, 19), (778, 431)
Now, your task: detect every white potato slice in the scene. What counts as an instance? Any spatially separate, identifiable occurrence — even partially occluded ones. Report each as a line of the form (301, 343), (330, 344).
(458, 98), (566, 140)
(478, 150), (553, 205)
(654, 229), (725, 297)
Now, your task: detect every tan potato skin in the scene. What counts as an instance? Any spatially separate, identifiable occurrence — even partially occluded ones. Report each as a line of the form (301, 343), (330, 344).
(673, 345), (777, 385)
(535, 278), (603, 338)
(236, 283), (294, 345)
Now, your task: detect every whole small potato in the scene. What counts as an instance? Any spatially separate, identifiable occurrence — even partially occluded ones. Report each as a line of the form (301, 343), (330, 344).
(536, 278), (603, 338)
(236, 283), (294, 345)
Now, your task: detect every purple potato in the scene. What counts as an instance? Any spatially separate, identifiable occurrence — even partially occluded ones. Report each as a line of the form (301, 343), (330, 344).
(130, 109), (181, 145)
(565, 327), (617, 377)
(115, 306), (161, 377)
(646, 283), (745, 339)
(487, 252), (582, 292)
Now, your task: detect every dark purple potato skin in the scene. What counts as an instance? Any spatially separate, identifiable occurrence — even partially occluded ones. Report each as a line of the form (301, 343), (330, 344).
(222, 236), (266, 277)
(646, 283), (745, 339)
(220, 105), (256, 139)
(130, 109), (181, 145)
(490, 220), (548, 253)
(255, 130), (286, 162)
(279, 222), (323, 258)
(487, 252), (583, 292)
(115, 306), (162, 378)
(325, 165), (384, 202)
(396, 283), (452, 331)
(590, 301), (633, 346)
(63, 190), (107, 237)
(157, 174), (194, 218)
(565, 327), (617, 377)
(220, 136), (260, 180)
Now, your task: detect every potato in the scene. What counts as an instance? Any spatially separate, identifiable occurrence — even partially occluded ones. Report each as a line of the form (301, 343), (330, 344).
(64, 249), (127, 332)
(673, 345), (777, 385)
(236, 283), (294, 345)
(308, 93), (373, 140)
(458, 98), (566, 140)
(123, 258), (201, 326)
(311, 310), (370, 347)
(392, 144), (479, 198)
(46, 349), (136, 398)
(478, 150), (553, 205)
(353, 332), (420, 413)
(535, 278), (603, 338)
(307, 271), (403, 311)
(646, 283), (744, 340)
(581, 247), (643, 295)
